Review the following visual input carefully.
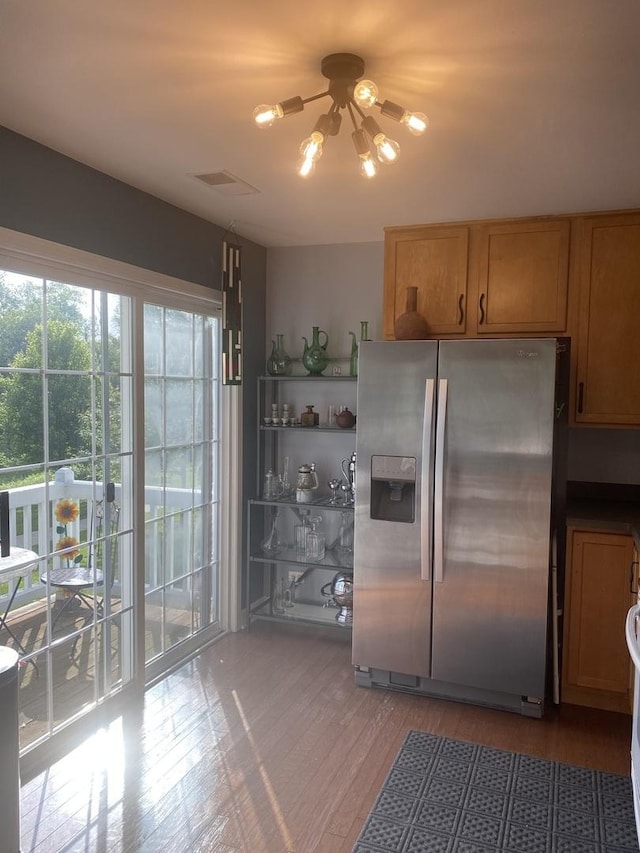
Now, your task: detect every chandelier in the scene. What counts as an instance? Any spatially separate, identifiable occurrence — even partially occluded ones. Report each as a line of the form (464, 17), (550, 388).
(253, 53), (428, 179)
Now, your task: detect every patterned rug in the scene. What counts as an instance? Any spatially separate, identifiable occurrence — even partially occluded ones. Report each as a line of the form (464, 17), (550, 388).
(353, 731), (639, 852)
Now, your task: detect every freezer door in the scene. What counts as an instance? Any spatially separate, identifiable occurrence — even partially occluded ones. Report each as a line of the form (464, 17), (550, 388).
(432, 338), (556, 698)
(352, 341), (438, 677)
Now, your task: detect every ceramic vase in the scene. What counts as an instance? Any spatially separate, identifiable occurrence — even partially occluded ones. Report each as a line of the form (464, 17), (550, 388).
(394, 286), (429, 340)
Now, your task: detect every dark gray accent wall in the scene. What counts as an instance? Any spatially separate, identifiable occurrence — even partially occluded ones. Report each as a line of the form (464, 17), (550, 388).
(0, 125), (266, 615)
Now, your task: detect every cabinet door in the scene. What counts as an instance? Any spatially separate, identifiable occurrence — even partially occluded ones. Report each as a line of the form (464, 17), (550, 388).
(475, 219), (570, 334)
(563, 529), (635, 711)
(575, 214), (640, 425)
(383, 226), (469, 339)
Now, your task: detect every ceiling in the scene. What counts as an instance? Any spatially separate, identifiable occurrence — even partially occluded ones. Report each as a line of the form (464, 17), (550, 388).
(1, 0), (639, 248)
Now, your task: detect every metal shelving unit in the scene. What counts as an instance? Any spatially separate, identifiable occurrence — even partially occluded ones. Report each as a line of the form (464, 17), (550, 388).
(247, 375), (356, 631)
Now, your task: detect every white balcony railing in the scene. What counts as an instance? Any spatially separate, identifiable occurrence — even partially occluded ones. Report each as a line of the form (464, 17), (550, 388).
(0, 467), (199, 612)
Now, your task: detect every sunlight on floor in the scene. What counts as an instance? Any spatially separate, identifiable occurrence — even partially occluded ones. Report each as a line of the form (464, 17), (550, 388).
(232, 687), (293, 851)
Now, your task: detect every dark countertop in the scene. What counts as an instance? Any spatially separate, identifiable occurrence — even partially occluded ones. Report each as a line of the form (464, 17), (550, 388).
(566, 482), (640, 549)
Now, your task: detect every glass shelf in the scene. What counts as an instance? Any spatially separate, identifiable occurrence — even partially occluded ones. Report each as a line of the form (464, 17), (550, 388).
(260, 374), (356, 381)
(249, 545), (353, 571)
(250, 496), (354, 510)
(250, 599), (351, 630)
(260, 424), (355, 432)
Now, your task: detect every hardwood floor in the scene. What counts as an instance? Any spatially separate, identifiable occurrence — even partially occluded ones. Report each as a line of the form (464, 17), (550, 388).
(19, 621), (633, 852)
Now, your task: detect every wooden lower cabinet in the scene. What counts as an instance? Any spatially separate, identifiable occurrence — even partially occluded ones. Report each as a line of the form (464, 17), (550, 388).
(562, 527), (636, 713)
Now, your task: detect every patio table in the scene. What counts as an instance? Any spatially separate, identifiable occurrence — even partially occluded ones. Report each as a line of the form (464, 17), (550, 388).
(0, 547), (39, 656)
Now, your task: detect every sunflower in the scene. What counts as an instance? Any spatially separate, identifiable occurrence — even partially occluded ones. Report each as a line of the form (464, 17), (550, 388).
(55, 498), (79, 525)
(55, 536), (80, 560)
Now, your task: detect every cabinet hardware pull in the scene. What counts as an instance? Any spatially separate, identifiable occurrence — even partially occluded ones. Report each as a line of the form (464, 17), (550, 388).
(457, 294), (464, 325)
(630, 560), (639, 595)
(479, 293), (486, 325)
(577, 382), (584, 414)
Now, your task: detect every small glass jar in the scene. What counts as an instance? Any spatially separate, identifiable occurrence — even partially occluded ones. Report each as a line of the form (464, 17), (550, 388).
(300, 405), (319, 427)
(263, 469), (282, 500)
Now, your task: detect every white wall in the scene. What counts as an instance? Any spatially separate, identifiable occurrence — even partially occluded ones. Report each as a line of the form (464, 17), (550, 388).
(264, 242), (383, 506)
(266, 242), (384, 364)
(266, 241), (640, 486)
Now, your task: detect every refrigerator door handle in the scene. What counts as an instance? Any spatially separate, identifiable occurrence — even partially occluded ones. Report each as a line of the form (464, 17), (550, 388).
(434, 378), (448, 583)
(420, 378), (435, 581)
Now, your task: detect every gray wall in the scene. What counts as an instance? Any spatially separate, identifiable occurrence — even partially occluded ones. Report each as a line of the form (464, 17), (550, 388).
(0, 125), (267, 603)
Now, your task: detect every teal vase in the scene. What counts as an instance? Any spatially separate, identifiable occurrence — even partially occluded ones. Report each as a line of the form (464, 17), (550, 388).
(301, 326), (329, 376)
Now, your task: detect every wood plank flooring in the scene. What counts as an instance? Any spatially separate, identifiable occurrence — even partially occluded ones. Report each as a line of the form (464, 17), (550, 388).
(20, 622), (633, 852)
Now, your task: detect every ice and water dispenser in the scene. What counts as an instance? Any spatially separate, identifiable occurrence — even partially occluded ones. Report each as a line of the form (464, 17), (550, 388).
(369, 455), (416, 523)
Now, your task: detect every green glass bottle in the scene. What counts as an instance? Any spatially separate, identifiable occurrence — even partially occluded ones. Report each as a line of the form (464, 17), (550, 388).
(349, 331), (358, 377)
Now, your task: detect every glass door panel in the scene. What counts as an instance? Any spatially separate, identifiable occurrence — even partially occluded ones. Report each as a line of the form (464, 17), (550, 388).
(0, 271), (135, 752)
(143, 306), (219, 671)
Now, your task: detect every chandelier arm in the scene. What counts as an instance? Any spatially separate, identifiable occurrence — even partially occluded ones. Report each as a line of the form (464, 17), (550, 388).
(349, 98), (368, 123)
(346, 101), (360, 133)
(301, 90), (331, 106)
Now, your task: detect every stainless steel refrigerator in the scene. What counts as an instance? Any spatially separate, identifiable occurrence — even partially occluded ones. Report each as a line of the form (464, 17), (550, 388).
(352, 338), (568, 717)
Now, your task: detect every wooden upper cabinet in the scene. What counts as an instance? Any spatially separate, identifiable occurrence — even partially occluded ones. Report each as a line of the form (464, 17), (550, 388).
(475, 219), (570, 334)
(383, 226), (469, 339)
(383, 218), (571, 340)
(574, 213), (640, 426)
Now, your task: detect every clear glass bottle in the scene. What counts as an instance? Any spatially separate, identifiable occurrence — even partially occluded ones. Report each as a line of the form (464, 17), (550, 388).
(271, 576), (286, 613)
(294, 509), (311, 557)
(337, 511), (354, 553)
(280, 456), (291, 496)
(305, 516), (326, 562)
(266, 334), (293, 376)
(260, 508), (281, 553)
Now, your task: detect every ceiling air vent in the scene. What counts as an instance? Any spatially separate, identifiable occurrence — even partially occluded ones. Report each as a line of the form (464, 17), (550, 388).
(191, 170), (259, 196)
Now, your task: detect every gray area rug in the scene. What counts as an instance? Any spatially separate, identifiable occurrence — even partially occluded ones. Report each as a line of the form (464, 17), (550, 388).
(353, 730), (639, 852)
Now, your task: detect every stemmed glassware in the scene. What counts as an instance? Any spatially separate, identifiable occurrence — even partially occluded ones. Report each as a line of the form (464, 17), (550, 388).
(328, 478), (342, 504)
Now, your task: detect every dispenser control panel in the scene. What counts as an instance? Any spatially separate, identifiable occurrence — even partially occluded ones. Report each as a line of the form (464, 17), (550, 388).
(371, 455), (416, 482)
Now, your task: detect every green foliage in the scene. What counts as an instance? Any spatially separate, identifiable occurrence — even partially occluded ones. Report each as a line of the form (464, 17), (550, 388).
(0, 275), (121, 478)
(1, 319), (92, 465)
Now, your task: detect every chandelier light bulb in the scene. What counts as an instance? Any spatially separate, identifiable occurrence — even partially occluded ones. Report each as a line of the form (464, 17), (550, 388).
(363, 117), (400, 164)
(297, 155), (317, 178)
(374, 132), (400, 164)
(401, 111), (429, 136)
(353, 79), (379, 109)
(299, 130), (325, 162)
(359, 153), (378, 178)
(352, 127), (378, 179)
(253, 103), (284, 128)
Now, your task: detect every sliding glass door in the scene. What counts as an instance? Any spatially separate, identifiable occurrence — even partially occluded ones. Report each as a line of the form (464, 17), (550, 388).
(0, 264), (222, 756)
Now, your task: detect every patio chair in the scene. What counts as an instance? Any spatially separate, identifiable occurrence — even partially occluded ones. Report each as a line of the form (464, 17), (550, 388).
(41, 493), (120, 632)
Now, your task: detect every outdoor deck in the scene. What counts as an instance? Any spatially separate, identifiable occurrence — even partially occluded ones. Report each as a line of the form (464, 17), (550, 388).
(4, 594), (189, 751)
